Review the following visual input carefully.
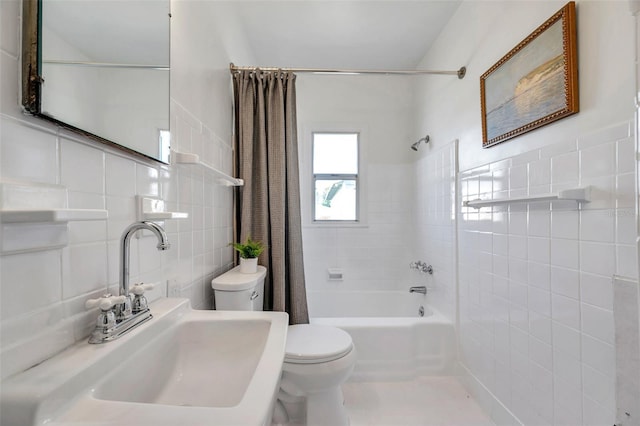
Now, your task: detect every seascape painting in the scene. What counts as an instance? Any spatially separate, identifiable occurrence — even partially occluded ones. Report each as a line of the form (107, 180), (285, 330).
(480, 1), (578, 148)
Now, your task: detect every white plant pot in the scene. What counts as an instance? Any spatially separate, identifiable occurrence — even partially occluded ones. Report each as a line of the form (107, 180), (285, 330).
(239, 257), (258, 274)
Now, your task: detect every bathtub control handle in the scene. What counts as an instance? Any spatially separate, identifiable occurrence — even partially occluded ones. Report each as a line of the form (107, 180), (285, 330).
(409, 261), (433, 275)
(409, 286), (427, 295)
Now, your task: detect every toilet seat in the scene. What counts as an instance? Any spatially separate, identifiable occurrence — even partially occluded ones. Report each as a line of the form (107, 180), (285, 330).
(284, 325), (353, 364)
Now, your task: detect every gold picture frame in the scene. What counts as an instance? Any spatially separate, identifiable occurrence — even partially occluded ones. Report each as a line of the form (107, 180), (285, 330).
(480, 1), (579, 148)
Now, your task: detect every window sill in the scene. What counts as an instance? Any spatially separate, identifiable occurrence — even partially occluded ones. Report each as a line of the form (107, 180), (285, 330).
(303, 222), (369, 229)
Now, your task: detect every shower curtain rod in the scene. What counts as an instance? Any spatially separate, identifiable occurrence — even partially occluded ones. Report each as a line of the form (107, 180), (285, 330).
(229, 63), (466, 79)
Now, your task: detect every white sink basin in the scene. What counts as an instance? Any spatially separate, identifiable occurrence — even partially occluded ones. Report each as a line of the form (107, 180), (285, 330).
(94, 318), (271, 407)
(0, 298), (289, 425)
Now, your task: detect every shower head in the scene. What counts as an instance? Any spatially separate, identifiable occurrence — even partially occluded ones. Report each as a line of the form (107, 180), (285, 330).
(410, 135), (430, 151)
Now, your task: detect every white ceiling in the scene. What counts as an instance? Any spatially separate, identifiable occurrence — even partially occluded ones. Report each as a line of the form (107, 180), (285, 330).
(42, 0), (461, 70)
(226, 1), (463, 70)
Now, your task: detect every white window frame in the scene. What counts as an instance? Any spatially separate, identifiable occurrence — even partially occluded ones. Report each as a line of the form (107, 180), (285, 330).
(302, 124), (368, 228)
(312, 132), (359, 223)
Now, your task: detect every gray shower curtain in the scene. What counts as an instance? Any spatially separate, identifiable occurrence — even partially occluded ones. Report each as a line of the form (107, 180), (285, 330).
(232, 69), (309, 325)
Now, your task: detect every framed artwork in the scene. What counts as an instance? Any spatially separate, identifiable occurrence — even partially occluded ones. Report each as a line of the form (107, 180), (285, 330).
(480, 1), (578, 148)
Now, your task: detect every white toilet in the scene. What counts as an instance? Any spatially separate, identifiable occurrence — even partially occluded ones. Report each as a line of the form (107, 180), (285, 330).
(211, 266), (356, 426)
(210, 265), (266, 310)
(277, 324), (356, 426)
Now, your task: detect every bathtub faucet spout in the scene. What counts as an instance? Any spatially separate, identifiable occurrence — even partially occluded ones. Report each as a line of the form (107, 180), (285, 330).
(409, 286), (427, 295)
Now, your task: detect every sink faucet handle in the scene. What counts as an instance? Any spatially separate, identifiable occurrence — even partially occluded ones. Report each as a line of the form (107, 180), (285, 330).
(131, 283), (154, 295)
(131, 283), (154, 314)
(86, 295), (127, 311)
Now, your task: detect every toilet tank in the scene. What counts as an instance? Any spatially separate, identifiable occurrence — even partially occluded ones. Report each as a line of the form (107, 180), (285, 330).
(211, 265), (266, 311)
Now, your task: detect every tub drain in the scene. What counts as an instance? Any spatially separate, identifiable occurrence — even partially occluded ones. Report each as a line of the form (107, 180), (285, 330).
(418, 306), (425, 317)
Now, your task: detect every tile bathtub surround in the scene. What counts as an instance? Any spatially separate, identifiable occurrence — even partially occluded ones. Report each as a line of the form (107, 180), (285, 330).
(414, 140), (458, 322)
(458, 122), (637, 426)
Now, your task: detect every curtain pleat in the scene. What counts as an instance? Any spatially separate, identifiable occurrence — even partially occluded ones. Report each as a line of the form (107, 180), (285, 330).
(232, 70), (309, 325)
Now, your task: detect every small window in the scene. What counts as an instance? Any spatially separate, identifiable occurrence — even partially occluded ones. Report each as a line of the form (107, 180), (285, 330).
(312, 132), (359, 222)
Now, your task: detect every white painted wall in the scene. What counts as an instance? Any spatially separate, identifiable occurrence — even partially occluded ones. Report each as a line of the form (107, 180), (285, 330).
(0, 0), (251, 379)
(412, 1), (637, 425)
(413, 0), (635, 171)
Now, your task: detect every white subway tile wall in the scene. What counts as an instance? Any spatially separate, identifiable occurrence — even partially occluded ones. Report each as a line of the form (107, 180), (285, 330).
(458, 121), (636, 425)
(414, 140), (458, 322)
(0, 0), (241, 381)
(303, 162), (418, 305)
(0, 102), (234, 381)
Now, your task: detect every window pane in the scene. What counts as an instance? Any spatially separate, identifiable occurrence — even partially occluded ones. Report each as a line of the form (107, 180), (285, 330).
(314, 179), (357, 221)
(313, 133), (358, 174)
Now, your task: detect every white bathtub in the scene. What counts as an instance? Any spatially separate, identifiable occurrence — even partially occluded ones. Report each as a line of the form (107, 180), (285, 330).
(308, 291), (457, 381)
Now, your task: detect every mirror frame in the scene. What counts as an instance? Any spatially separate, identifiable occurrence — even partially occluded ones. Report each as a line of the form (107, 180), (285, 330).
(21, 0), (170, 164)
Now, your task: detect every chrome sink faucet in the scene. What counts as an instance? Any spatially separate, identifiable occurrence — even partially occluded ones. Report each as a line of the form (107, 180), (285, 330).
(86, 221), (170, 343)
(117, 221), (170, 320)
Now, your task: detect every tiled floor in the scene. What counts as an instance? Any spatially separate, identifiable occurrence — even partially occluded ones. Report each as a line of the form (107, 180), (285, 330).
(343, 377), (496, 426)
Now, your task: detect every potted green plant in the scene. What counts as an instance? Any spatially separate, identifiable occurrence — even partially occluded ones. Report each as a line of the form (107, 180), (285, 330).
(231, 236), (265, 273)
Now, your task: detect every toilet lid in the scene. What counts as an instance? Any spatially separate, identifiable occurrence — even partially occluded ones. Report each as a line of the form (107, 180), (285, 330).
(285, 325), (353, 364)
(211, 265), (266, 291)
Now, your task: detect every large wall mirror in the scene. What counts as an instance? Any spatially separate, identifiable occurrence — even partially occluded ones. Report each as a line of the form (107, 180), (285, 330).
(22, 0), (171, 163)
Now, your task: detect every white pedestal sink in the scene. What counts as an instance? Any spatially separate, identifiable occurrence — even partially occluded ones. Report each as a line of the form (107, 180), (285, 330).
(0, 298), (289, 425)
